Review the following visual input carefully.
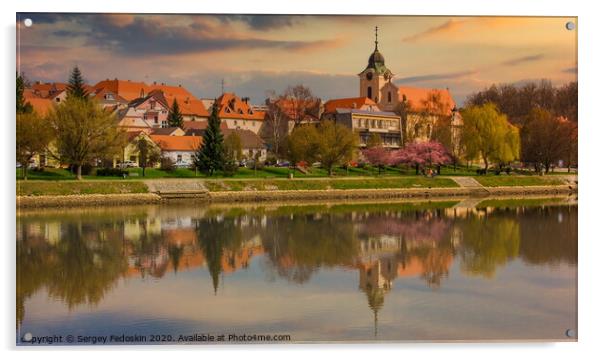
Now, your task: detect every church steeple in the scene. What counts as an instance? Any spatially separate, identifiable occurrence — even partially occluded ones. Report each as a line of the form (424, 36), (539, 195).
(374, 26), (379, 50)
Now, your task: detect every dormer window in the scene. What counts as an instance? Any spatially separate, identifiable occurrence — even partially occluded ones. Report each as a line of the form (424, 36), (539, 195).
(238, 109), (244, 114)
(248, 109), (254, 115)
(150, 100), (156, 109)
(105, 93), (114, 100)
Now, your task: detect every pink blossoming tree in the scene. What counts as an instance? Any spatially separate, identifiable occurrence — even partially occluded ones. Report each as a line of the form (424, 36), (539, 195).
(392, 141), (452, 175)
(362, 146), (393, 175)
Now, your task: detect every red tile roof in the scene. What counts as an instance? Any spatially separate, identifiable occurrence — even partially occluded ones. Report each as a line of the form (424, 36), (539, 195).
(93, 79), (149, 101)
(26, 98), (54, 116)
(215, 93), (265, 121)
(397, 86), (456, 115)
(324, 97), (377, 113)
(149, 135), (201, 151)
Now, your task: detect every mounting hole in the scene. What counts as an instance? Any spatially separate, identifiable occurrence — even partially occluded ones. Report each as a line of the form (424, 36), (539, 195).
(565, 329), (576, 338)
(23, 18), (33, 27)
(565, 21), (575, 31)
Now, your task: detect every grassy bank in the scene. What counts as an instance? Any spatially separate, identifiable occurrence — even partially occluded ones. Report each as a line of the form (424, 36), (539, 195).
(17, 164), (528, 180)
(17, 180), (148, 196)
(475, 176), (564, 187)
(202, 177), (458, 192)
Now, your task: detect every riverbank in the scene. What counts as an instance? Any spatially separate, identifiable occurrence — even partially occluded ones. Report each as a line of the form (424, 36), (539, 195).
(16, 175), (576, 208)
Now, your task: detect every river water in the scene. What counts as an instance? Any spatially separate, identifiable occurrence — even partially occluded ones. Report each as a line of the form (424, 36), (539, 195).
(16, 197), (577, 344)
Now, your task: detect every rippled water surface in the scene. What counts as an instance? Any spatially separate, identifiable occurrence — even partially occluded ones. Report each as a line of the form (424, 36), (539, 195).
(16, 197), (577, 344)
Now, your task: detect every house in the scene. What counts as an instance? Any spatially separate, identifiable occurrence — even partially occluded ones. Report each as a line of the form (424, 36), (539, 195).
(116, 131), (162, 167)
(223, 129), (267, 161)
(150, 127), (185, 136)
(147, 83), (210, 122)
(213, 93), (266, 134)
(115, 90), (171, 132)
(183, 120), (229, 137)
(149, 135), (201, 164)
(334, 108), (403, 148)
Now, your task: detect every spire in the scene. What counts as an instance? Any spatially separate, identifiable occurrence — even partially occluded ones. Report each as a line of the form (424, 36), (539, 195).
(374, 26), (379, 50)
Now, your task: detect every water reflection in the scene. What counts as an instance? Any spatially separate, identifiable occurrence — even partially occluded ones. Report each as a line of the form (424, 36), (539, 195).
(16, 197), (577, 340)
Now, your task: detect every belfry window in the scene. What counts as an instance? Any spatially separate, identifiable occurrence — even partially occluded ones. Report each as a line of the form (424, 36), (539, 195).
(367, 86), (372, 99)
(388, 91), (392, 103)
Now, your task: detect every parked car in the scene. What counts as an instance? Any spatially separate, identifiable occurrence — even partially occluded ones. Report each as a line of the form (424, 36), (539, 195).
(120, 160), (138, 168)
(174, 160), (191, 168)
(276, 160), (290, 167)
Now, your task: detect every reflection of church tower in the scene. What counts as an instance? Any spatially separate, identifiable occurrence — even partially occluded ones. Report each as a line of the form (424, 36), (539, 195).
(358, 26), (394, 104)
(358, 258), (397, 338)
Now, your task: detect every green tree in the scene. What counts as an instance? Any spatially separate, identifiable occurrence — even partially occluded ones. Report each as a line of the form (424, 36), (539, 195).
(47, 97), (126, 179)
(194, 104), (225, 176)
(167, 99), (184, 128)
(16, 73), (33, 114)
(460, 103), (520, 172)
(66, 66), (88, 100)
(316, 120), (358, 176)
(285, 124), (321, 167)
(16, 112), (52, 180)
(224, 132), (243, 161)
(133, 136), (161, 177)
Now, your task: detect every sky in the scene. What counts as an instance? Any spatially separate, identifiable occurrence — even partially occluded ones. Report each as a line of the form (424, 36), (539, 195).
(16, 14), (577, 106)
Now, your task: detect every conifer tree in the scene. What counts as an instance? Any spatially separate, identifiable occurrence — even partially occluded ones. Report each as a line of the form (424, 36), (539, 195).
(194, 103), (225, 176)
(66, 66), (88, 100)
(167, 99), (184, 128)
(16, 73), (33, 114)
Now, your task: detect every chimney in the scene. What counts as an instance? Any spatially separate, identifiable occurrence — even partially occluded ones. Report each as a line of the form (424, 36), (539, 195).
(178, 84), (182, 87)
(153, 81), (157, 85)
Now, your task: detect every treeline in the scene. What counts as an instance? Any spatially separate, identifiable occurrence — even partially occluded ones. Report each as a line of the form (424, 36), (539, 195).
(464, 80), (578, 173)
(466, 80), (577, 125)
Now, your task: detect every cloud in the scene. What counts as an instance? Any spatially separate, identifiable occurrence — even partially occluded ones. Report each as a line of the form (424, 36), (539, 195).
(395, 70), (477, 84)
(562, 67), (577, 74)
(402, 19), (466, 43)
(500, 54), (544, 66)
(220, 15), (301, 30)
(28, 14), (343, 56)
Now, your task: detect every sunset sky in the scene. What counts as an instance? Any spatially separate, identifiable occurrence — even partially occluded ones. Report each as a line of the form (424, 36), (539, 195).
(16, 13), (577, 105)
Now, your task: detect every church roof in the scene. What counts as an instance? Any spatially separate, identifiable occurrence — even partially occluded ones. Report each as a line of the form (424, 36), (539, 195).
(324, 97), (377, 113)
(397, 86), (456, 115)
(360, 27), (393, 76)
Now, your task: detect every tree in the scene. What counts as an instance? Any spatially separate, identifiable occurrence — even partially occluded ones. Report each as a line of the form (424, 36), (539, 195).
(194, 104), (225, 176)
(17, 73), (33, 114)
(282, 85), (319, 127)
(285, 124), (321, 167)
(460, 103), (520, 172)
(392, 141), (451, 175)
(133, 136), (161, 177)
(16, 112), (52, 180)
(167, 99), (184, 128)
(66, 66), (88, 100)
(520, 108), (573, 173)
(262, 92), (289, 156)
(223, 132), (242, 176)
(363, 146), (391, 175)
(316, 120), (358, 176)
(47, 97), (125, 179)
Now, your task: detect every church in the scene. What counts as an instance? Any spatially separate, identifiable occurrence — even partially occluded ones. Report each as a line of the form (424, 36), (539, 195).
(323, 27), (462, 151)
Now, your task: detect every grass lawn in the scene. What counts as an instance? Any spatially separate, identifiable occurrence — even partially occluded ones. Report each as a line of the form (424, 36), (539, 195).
(17, 180), (148, 196)
(201, 177), (458, 192)
(474, 176), (564, 187)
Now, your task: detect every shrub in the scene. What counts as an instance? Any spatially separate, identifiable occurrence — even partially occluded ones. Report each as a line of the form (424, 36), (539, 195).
(160, 157), (175, 172)
(96, 167), (127, 177)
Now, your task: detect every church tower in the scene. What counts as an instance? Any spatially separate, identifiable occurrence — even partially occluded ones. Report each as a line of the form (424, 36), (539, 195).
(359, 26), (394, 104)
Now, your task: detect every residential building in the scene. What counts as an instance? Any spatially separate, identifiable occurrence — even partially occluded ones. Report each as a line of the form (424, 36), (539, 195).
(214, 93), (266, 134)
(149, 135), (201, 164)
(334, 108), (403, 148)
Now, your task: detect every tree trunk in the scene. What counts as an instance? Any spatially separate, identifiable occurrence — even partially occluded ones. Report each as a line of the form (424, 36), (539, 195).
(77, 164), (83, 180)
(415, 164), (419, 175)
(23, 166), (27, 181)
(142, 166), (146, 177)
(328, 166), (333, 177)
(483, 157), (489, 173)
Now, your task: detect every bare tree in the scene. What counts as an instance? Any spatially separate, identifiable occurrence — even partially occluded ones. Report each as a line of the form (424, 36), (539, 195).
(282, 85), (319, 127)
(262, 90), (289, 156)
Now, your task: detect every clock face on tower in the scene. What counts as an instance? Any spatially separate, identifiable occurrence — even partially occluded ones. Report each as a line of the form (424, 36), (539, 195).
(366, 72), (373, 80)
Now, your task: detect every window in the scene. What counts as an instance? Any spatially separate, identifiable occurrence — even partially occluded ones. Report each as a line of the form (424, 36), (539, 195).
(388, 91), (392, 103)
(154, 116), (158, 124)
(177, 154), (182, 162)
(367, 86), (372, 99)
(150, 101), (156, 109)
(55, 97), (60, 103)
(161, 121), (168, 128)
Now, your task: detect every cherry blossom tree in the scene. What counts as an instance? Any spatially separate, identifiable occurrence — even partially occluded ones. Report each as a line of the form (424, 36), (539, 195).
(392, 141), (451, 175)
(362, 146), (393, 175)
